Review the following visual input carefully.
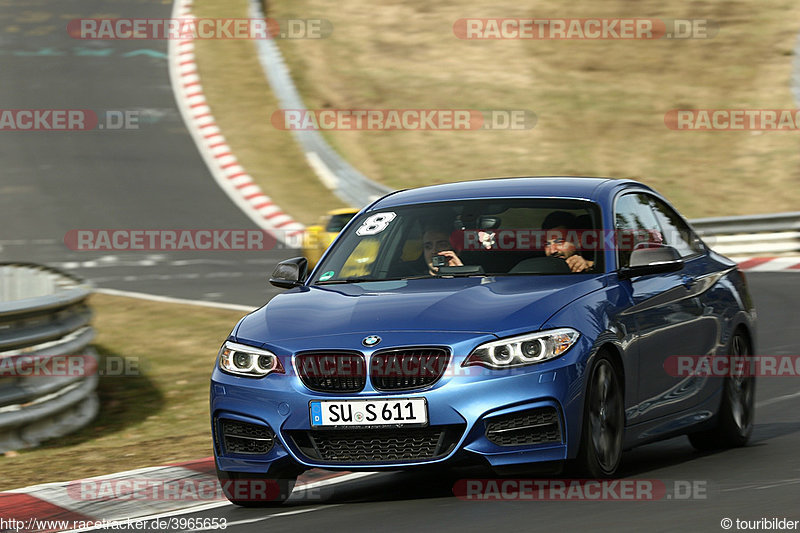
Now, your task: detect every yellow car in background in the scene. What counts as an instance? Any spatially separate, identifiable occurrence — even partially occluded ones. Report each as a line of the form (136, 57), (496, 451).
(302, 208), (360, 268)
(302, 208), (419, 278)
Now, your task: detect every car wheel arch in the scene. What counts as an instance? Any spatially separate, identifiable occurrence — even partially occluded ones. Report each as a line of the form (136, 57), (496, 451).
(722, 314), (756, 361)
(732, 323), (754, 353)
(583, 335), (627, 403)
(571, 338), (627, 448)
(569, 344), (627, 476)
(597, 342), (625, 399)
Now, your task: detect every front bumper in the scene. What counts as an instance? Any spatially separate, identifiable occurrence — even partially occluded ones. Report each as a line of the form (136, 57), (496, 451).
(211, 333), (591, 474)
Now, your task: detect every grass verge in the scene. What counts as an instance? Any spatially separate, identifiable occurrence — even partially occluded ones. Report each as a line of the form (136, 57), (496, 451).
(196, 0), (800, 219)
(0, 294), (245, 491)
(191, 0), (347, 224)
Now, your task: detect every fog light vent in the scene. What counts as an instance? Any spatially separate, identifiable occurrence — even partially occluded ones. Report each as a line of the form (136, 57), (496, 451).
(220, 419), (275, 455)
(485, 407), (562, 446)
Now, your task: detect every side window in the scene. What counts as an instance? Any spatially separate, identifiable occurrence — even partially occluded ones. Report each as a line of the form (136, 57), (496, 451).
(647, 197), (704, 258)
(614, 193), (662, 268)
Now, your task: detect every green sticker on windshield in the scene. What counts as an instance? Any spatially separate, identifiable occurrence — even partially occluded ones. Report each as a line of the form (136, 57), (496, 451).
(320, 271), (335, 281)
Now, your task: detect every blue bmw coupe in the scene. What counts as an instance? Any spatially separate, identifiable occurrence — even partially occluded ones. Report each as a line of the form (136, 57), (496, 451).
(211, 177), (756, 504)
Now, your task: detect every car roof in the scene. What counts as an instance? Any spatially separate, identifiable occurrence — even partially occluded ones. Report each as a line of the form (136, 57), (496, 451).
(369, 176), (647, 209)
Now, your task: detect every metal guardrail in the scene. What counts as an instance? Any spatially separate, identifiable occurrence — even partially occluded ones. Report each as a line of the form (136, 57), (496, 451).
(691, 211), (800, 235)
(249, 0), (392, 208)
(689, 212), (800, 257)
(0, 263), (97, 452)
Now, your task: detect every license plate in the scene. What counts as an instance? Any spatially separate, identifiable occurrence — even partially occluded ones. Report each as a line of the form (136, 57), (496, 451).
(309, 398), (428, 427)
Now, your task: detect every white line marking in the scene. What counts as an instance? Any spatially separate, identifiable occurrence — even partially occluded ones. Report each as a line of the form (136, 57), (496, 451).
(167, 0), (304, 245)
(94, 288), (256, 312)
(756, 390), (800, 408)
(292, 471), (377, 492)
(746, 257), (800, 272)
(722, 479), (800, 492)
(89, 273), (251, 283)
(64, 501), (233, 532)
(755, 478), (800, 490)
(305, 151), (339, 190)
(168, 260), (240, 266)
(9, 465), (173, 494)
(721, 483), (765, 492)
(61, 471), (375, 532)
(55, 258), (263, 269)
(192, 505), (340, 531)
(0, 238), (57, 246)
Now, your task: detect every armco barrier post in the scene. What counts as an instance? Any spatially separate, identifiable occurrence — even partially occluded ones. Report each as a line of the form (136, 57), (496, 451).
(0, 263), (98, 452)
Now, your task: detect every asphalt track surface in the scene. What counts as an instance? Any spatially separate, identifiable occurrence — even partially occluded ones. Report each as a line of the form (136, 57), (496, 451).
(0, 0), (290, 307)
(140, 273), (799, 533)
(2, 1), (800, 533)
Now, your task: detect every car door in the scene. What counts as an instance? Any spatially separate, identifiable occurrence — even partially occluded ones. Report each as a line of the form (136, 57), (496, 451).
(616, 192), (718, 424)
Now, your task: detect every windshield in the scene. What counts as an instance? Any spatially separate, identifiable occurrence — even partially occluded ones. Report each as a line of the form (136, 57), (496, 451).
(311, 199), (603, 283)
(325, 212), (356, 233)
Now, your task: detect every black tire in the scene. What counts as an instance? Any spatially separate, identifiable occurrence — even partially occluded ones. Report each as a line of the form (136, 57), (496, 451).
(573, 354), (625, 478)
(688, 332), (755, 451)
(216, 467), (297, 507)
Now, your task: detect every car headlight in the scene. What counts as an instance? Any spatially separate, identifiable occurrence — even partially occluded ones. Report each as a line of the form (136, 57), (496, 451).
(218, 341), (285, 377)
(463, 328), (580, 369)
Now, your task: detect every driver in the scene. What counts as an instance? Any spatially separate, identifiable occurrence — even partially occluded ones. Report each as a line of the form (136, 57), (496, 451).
(542, 211), (594, 273)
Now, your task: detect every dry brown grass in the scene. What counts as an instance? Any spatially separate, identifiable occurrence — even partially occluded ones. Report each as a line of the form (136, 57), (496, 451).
(192, 0), (800, 219)
(191, 1), (347, 224)
(257, 0), (798, 218)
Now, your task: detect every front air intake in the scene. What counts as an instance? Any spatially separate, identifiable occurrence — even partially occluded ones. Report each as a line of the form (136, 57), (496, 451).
(219, 419), (275, 455)
(287, 425), (464, 464)
(485, 407), (562, 447)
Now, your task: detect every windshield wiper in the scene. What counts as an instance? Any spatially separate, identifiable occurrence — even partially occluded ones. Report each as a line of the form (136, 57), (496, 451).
(315, 278), (382, 285)
(434, 273), (489, 278)
(315, 272), (489, 284)
(316, 275), (437, 284)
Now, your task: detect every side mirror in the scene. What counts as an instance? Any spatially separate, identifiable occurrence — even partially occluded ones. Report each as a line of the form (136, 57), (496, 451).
(270, 257), (308, 289)
(618, 246), (683, 280)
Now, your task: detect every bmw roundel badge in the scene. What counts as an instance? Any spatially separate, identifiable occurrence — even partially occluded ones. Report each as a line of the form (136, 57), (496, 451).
(362, 335), (381, 347)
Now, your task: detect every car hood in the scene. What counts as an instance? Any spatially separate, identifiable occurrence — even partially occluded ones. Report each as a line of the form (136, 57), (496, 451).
(235, 276), (605, 344)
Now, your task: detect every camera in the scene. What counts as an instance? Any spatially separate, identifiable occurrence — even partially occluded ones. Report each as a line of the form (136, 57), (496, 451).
(432, 255), (448, 268)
